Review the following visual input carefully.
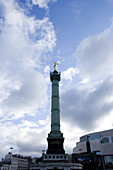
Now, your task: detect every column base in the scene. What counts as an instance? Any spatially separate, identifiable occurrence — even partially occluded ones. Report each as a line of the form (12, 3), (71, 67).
(47, 131), (65, 154)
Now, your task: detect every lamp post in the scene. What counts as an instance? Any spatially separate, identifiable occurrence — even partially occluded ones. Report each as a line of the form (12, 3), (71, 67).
(10, 147), (13, 154)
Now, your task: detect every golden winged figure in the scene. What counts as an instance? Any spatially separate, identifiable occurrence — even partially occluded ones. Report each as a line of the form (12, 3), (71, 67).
(54, 62), (58, 71)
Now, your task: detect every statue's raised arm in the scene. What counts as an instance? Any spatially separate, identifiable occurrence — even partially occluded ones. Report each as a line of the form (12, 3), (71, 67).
(54, 62), (58, 71)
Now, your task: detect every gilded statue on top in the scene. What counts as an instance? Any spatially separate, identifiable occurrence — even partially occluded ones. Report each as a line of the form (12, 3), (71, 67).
(54, 62), (58, 71)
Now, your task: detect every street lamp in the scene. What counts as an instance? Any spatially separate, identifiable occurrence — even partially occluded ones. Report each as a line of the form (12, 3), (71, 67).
(10, 147), (13, 154)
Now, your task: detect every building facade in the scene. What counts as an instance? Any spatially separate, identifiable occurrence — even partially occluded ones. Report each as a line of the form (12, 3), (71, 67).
(0, 152), (30, 170)
(73, 129), (113, 169)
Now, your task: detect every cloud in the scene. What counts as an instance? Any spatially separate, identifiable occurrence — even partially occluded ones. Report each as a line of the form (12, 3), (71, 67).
(58, 17), (113, 149)
(61, 120), (83, 153)
(0, 118), (50, 159)
(0, 0), (56, 120)
(61, 76), (113, 131)
(31, 0), (57, 9)
(62, 67), (79, 81)
(0, 71), (47, 119)
(61, 20), (113, 132)
(0, 0), (56, 158)
(75, 21), (113, 80)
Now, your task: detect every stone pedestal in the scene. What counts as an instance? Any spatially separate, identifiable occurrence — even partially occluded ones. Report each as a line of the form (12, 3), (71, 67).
(47, 132), (65, 154)
(30, 162), (83, 170)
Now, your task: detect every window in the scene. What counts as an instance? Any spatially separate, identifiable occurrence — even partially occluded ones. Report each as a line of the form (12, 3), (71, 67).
(101, 137), (109, 144)
(111, 137), (113, 143)
(80, 136), (87, 142)
(104, 156), (113, 169)
(90, 134), (100, 140)
(80, 133), (100, 142)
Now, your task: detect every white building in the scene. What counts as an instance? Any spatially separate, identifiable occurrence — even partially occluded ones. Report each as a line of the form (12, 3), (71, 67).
(0, 164), (11, 170)
(1, 152), (30, 170)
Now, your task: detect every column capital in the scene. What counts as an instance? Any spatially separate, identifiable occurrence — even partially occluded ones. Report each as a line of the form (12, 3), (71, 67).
(50, 70), (61, 82)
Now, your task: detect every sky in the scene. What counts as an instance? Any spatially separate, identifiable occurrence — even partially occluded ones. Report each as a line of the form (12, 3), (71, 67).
(0, 0), (113, 159)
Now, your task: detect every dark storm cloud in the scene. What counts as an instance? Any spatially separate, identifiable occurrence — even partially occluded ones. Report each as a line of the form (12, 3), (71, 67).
(61, 76), (113, 131)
